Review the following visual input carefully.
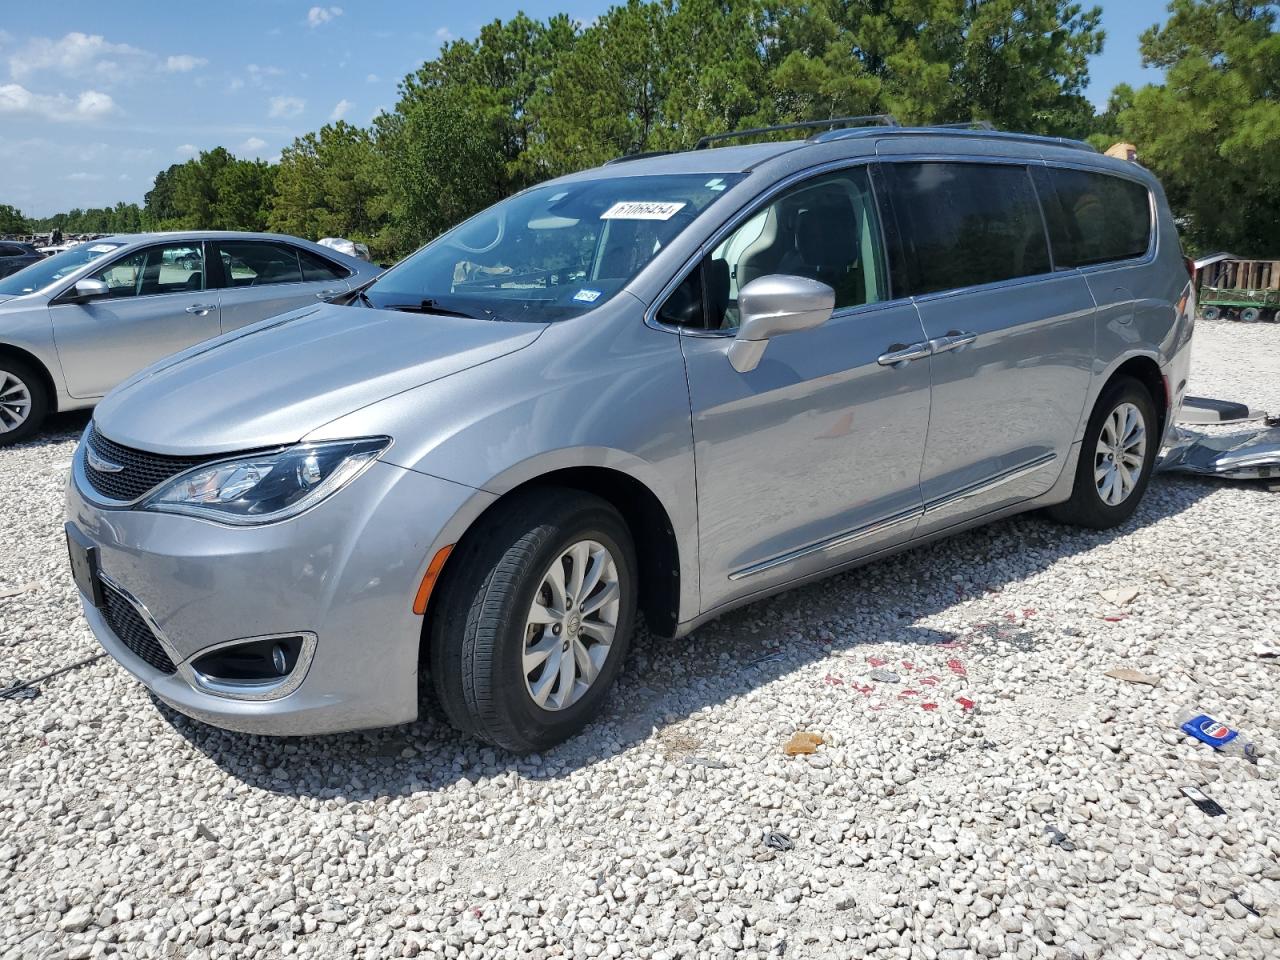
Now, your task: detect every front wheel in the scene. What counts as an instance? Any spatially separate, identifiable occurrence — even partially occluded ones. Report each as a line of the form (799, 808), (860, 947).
(0, 358), (49, 447)
(1048, 376), (1159, 529)
(427, 487), (637, 753)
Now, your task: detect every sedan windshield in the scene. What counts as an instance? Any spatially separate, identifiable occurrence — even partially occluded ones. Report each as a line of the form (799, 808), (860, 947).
(363, 174), (743, 322)
(0, 241), (124, 296)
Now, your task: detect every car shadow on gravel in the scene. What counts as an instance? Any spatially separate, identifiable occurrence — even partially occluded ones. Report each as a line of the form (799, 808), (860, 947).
(160, 472), (1220, 799)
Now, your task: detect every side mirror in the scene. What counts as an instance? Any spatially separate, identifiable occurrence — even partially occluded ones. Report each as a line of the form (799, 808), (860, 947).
(72, 278), (110, 302)
(728, 275), (835, 373)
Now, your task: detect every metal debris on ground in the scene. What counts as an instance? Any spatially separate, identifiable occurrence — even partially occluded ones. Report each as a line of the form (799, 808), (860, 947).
(751, 652), (786, 665)
(1180, 785), (1227, 817)
(1254, 642), (1279, 659)
(763, 831), (794, 852)
(868, 668), (900, 683)
(1, 682), (38, 701)
(1105, 667), (1161, 686)
(1043, 826), (1075, 851)
(782, 731), (824, 756)
(685, 756), (731, 769)
(0, 653), (106, 701)
(1177, 396), (1263, 425)
(1230, 894), (1262, 918)
(1160, 424), (1280, 482)
(0, 582), (37, 601)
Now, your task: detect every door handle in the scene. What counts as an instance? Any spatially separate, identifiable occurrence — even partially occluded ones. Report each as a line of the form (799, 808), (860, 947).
(928, 330), (977, 354)
(315, 289), (343, 300)
(185, 304), (215, 316)
(877, 342), (931, 368)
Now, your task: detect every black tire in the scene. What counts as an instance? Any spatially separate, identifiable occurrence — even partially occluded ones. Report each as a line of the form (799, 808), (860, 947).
(0, 356), (49, 447)
(427, 487), (638, 753)
(1048, 376), (1159, 530)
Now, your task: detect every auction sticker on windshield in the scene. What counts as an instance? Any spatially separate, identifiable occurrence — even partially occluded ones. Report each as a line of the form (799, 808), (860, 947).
(600, 201), (687, 221)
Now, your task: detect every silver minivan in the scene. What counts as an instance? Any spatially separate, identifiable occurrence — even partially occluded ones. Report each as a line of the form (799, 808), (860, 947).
(65, 121), (1194, 752)
(0, 232), (382, 443)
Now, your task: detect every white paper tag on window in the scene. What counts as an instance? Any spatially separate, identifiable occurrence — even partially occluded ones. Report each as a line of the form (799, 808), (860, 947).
(573, 288), (602, 303)
(88, 244), (117, 254)
(600, 201), (686, 221)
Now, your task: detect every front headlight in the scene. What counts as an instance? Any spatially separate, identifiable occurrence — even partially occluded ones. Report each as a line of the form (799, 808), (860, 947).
(142, 438), (390, 525)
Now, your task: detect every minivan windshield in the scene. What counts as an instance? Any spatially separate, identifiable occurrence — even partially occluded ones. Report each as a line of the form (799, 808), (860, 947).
(0, 241), (124, 297)
(363, 174), (743, 322)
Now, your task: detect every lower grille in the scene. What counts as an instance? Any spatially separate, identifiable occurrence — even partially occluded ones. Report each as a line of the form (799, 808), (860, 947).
(100, 580), (177, 675)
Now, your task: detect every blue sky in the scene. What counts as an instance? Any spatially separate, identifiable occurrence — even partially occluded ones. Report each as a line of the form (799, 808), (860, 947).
(2, 0), (1171, 218)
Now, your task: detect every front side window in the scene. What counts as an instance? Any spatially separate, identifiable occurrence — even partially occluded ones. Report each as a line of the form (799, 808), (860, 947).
(88, 243), (204, 299)
(882, 162), (1050, 296)
(216, 241), (304, 287)
(1032, 167), (1152, 268)
(0, 241), (122, 296)
(364, 174), (743, 323)
(660, 167), (888, 330)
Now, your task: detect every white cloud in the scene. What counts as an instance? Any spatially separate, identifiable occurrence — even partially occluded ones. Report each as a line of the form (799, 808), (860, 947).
(246, 64), (285, 87)
(176, 143), (198, 156)
(307, 6), (343, 27)
(8, 32), (207, 86)
(0, 83), (117, 122)
(163, 54), (207, 73)
(329, 98), (352, 122)
(118, 173), (130, 181)
(66, 171), (104, 181)
(227, 77), (245, 92)
(436, 27), (454, 41)
(365, 73), (379, 83)
(238, 136), (267, 153)
(268, 95), (305, 119)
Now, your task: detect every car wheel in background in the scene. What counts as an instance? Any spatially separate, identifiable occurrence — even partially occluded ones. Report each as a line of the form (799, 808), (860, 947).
(1201, 306), (1220, 321)
(0, 357), (48, 447)
(1048, 376), (1158, 530)
(1240, 307), (1262, 323)
(427, 487), (638, 753)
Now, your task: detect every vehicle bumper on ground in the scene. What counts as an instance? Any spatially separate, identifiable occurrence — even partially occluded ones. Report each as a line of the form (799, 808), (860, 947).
(65, 453), (486, 735)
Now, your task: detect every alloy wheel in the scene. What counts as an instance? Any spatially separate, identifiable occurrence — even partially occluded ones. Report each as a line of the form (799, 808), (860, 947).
(0, 370), (32, 434)
(522, 539), (621, 711)
(1094, 401), (1147, 506)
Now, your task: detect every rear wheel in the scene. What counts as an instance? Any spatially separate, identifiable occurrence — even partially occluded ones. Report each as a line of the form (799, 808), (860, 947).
(1048, 377), (1158, 529)
(427, 487), (637, 753)
(0, 357), (48, 447)
(1241, 307), (1262, 323)
(1201, 306), (1220, 322)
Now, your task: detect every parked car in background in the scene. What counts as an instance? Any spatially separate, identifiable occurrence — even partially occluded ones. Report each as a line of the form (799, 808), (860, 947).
(318, 237), (373, 262)
(0, 231), (382, 443)
(0, 241), (43, 279)
(65, 121), (1193, 752)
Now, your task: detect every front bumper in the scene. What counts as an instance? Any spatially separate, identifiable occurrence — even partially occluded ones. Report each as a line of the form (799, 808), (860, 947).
(66, 452), (491, 735)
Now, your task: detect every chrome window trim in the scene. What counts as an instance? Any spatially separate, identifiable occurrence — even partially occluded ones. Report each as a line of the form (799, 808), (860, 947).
(643, 157), (912, 337)
(182, 632), (319, 701)
(728, 506), (922, 581)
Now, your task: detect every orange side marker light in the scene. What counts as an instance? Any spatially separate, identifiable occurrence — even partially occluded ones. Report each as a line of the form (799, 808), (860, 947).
(412, 544), (454, 615)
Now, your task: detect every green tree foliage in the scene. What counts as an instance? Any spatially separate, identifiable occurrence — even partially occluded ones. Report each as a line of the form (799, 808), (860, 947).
(1118, 0), (1280, 253)
(270, 122), (390, 255)
(766, 0), (1103, 133)
(142, 148), (274, 231)
(27, 203), (144, 235)
(0, 204), (29, 234)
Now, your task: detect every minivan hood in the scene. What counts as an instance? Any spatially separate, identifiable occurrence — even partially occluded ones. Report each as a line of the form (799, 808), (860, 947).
(92, 303), (547, 455)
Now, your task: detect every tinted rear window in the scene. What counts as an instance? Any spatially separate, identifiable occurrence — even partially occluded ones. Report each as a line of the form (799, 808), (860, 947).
(1032, 167), (1151, 268)
(881, 162), (1050, 296)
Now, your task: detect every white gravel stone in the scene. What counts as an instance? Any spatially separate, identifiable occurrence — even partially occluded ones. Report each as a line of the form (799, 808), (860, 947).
(1, 319), (1278, 960)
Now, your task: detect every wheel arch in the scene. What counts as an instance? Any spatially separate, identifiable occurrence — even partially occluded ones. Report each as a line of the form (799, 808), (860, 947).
(0, 342), (58, 414)
(423, 463), (684, 654)
(1100, 353), (1168, 440)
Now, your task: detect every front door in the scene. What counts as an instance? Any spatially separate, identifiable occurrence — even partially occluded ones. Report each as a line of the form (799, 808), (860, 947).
(675, 166), (933, 613)
(211, 239), (352, 333)
(878, 161), (1096, 530)
(51, 241), (219, 398)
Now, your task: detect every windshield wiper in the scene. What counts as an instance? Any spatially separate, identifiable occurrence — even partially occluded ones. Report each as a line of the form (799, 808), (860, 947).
(384, 298), (484, 320)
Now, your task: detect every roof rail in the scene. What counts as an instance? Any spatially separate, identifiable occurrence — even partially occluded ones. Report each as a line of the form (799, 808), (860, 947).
(930, 120), (996, 131)
(694, 115), (900, 150)
(813, 125), (1098, 153)
(603, 149), (676, 165)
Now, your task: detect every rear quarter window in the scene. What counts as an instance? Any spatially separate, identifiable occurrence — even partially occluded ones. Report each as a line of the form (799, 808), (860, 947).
(1032, 167), (1152, 268)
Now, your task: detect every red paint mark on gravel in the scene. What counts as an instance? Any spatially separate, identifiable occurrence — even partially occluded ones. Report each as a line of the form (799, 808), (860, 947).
(956, 697), (975, 711)
(947, 659), (968, 677)
(920, 676), (939, 686)
(899, 689), (920, 698)
(921, 702), (938, 711)
(1103, 615), (1128, 623)
(867, 656), (887, 667)
(823, 674), (844, 686)
(851, 684), (874, 695)
(901, 660), (915, 671)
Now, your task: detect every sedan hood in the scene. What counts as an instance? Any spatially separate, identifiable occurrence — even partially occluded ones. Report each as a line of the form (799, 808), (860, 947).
(93, 303), (546, 454)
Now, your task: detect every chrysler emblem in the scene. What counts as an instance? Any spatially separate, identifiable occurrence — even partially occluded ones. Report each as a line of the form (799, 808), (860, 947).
(86, 448), (125, 473)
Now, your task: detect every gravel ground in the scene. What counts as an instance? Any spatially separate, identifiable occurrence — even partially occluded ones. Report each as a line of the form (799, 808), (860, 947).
(2, 318), (1278, 960)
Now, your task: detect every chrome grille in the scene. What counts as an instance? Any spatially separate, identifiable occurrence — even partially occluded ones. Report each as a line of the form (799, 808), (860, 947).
(99, 579), (177, 675)
(83, 425), (213, 503)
